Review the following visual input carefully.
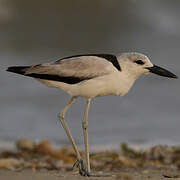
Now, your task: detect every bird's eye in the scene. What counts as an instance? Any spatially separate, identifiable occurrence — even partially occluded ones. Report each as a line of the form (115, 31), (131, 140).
(134, 60), (144, 65)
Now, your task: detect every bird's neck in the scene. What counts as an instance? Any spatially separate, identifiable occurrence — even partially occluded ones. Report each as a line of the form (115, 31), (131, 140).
(124, 71), (142, 81)
(119, 61), (143, 81)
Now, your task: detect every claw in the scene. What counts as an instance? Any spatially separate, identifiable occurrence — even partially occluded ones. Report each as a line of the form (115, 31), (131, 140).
(77, 158), (88, 176)
(73, 158), (111, 177)
(73, 158), (86, 176)
(72, 159), (79, 168)
(73, 158), (90, 176)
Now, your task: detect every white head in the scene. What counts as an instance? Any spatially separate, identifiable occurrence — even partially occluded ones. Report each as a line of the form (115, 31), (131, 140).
(117, 52), (177, 79)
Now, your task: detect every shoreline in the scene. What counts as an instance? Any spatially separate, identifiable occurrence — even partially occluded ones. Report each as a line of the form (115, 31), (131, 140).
(0, 139), (180, 152)
(0, 139), (180, 179)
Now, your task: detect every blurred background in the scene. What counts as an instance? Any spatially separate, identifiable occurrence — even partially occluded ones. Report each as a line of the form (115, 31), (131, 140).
(1, 0), (180, 148)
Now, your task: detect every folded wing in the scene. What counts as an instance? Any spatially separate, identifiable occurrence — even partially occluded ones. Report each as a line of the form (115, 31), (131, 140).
(7, 56), (118, 84)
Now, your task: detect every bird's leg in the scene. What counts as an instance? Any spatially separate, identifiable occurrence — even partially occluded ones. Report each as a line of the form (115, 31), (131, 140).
(81, 99), (111, 177)
(82, 98), (91, 173)
(58, 97), (81, 159)
(58, 97), (87, 175)
(59, 97), (110, 177)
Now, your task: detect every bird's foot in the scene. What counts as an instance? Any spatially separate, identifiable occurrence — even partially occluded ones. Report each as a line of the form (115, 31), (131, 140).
(73, 158), (88, 176)
(73, 158), (111, 177)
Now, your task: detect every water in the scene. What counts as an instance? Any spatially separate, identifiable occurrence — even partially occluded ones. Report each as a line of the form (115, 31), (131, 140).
(0, 0), (180, 148)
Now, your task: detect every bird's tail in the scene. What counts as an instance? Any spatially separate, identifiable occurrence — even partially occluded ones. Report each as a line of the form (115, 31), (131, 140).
(6, 66), (30, 75)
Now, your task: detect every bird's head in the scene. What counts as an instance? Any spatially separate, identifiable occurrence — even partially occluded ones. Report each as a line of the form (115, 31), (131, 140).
(118, 52), (178, 79)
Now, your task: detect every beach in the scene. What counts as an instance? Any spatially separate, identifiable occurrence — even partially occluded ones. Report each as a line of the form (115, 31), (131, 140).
(0, 139), (180, 179)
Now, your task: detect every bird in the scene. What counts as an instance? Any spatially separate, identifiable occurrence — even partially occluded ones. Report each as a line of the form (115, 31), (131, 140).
(6, 52), (177, 177)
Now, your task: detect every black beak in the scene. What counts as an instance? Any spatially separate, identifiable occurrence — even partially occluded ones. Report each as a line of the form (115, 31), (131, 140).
(146, 65), (178, 78)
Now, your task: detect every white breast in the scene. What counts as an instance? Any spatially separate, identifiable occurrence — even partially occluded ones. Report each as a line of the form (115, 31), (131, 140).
(35, 70), (137, 99)
(66, 72), (136, 98)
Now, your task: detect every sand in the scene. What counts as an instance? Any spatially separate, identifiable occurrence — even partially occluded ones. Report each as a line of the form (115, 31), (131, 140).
(0, 168), (180, 180)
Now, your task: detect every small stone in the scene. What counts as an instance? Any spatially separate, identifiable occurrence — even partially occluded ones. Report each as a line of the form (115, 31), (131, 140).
(162, 171), (180, 178)
(0, 158), (21, 169)
(35, 140), (54, 155)
(16, 139), (36, 151)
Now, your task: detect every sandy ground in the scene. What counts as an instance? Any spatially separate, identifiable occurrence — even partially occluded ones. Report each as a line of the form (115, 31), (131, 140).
(0, 168), (180, 180)
(1, 139), (180, 180)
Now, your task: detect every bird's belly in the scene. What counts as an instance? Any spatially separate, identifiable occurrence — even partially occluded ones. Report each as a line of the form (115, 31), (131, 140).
(36, 73), (135, 99)
(68, 73), (133, 98)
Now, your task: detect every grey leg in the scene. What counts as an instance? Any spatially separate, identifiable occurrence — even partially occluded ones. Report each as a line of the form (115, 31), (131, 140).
(58, 97), (92, 176)
(58, 97), (81, 159)
(59, 97), (111, 177)
(81, 99), (111, 177)
(82, 98), (91, 173)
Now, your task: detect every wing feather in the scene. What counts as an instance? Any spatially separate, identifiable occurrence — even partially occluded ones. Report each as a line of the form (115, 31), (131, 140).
(25, 56), (118, 79)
